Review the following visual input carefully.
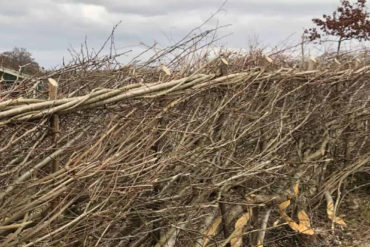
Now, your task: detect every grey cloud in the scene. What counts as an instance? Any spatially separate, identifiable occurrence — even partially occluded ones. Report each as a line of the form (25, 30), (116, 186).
(57, 0), (339, 17)
(0, 0), (357, 67)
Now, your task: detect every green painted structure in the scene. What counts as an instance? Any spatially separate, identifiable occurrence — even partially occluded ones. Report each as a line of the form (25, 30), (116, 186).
(0, 67), (30, 83)
(0, 67), (33, 96)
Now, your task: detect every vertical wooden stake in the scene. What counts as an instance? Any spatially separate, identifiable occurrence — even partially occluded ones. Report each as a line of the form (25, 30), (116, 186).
(308, 56), (317, 70)
(48, 78), (60, 172)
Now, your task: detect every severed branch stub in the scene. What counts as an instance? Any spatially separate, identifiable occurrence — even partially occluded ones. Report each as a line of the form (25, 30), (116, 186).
(257, 208), (271, 247)
(48, 78), (60, 172)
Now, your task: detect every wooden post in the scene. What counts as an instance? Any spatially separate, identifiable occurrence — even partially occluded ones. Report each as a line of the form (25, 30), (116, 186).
(48, 78), (60, 172)
(308, 56), (317, 70)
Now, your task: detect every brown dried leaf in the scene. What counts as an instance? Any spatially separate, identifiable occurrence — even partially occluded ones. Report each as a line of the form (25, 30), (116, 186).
(289, 183), (299, 199)
(297, 210), (311, 227)
(330, 215), (346, 225)
(327, 200), (334, 214)
(230, 212), (251, 247)
(281, 211), (300, 232)
(279, 200), (291, 211)
(279, 201), (314, 235)
(234, 212), (250, 229)
(280, 210), (314, 235)
(297, 210), (315, 235)
(202, 216), (222, 246)
(327, 201), (347, 226)
(293, 183), (299, 197)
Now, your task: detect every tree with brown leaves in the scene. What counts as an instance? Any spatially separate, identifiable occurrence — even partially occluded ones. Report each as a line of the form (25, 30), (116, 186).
(305, 0), (370, 56)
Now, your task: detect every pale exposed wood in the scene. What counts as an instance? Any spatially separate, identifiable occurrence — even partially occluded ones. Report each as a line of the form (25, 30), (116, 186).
(48, 78), (60, 172)
(257, 208), (271, 247)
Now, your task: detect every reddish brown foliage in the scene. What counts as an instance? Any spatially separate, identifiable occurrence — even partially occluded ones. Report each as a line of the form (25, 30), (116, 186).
(305, 0), (370, 53)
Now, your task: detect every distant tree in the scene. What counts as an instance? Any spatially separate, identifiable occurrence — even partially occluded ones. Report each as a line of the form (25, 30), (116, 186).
(0, 47), (40, 74)
(305, 0), (370, 56)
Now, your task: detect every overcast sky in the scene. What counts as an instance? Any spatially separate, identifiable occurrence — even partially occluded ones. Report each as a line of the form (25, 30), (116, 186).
(0, 0), (353, 68)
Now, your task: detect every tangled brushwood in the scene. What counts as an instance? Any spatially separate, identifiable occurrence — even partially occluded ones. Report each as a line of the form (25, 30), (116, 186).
(0, 42), (370, 246)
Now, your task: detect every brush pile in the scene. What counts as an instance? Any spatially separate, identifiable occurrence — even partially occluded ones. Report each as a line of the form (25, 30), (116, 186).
(0, 40), (370, 246)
